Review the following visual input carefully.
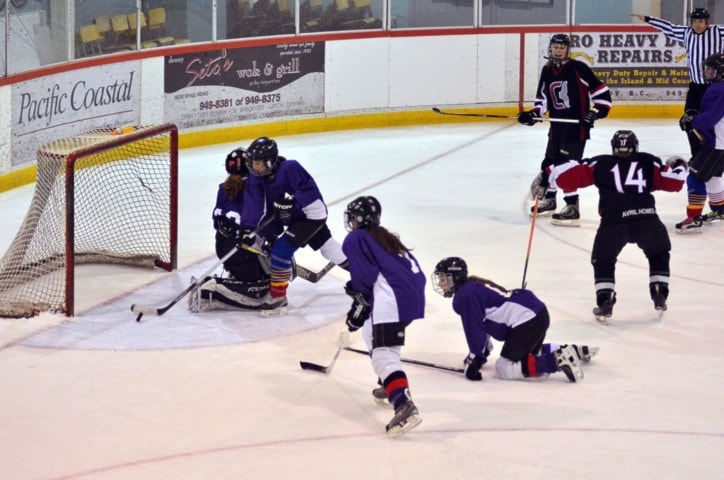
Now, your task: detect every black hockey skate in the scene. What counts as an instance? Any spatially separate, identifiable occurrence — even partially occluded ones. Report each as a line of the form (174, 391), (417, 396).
(650, 282), (668, 319)
(570, 344), (599, 363)
(372, 386), (391, 408)
(551, 201), (580, 227)
(532, 197), (556, 217)
(675, 215), (702, 234)
(701, 210), (724, 225)
(593, 290), (616, 325)
(386, 389), (422, 437)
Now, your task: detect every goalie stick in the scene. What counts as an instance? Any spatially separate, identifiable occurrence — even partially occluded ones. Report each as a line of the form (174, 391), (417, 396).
(130, 215), (277, 321)
(299, 331), (349, 374)
(432, 107), (580, 124)
(343, 346), (464, 373)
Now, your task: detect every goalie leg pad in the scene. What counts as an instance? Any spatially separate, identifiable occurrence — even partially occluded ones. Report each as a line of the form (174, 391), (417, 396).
(197, 276), (270, 311)
(689, 145), (724, 182)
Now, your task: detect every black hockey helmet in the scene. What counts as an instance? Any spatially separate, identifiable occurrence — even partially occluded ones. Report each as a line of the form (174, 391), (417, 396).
(548, 34), (571, 66)
(550, 33), (571, 47)
(689, 8), (710, 21)
(225, 148), (250, 177)
(344, 195), (382, 231)
(432, 257), (468, 298)
(703, 53), (724, 83)
(611, 130), (639, 157)
(246, 137), (280, 176)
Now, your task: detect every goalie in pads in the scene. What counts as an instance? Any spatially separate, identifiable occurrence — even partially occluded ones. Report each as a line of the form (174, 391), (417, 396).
(189, 148), (285, 312)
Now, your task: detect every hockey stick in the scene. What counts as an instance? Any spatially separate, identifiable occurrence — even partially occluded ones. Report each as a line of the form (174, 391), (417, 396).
(432, 107), (517, 119)
(343, 346), (464, 373)
(521, 197), (539, 289)
(300, 331), (349, 374)
(130, 215), (277, 321)
(240, 243), (336, 283)
(432, 107), (580, 124)
(295, 261), (336, 283)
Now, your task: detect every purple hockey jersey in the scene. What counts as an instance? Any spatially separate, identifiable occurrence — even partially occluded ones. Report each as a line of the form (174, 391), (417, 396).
(342, 229), (425, 324)
(452, 282), (545, 356)
(241, 158), (328, 228)
(212, 183), (244, 229)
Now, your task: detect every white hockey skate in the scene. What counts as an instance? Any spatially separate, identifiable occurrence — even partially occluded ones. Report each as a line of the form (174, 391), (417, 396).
(554, 345), (584, 382)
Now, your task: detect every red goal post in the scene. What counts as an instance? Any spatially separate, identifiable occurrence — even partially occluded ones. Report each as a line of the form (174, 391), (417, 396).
(0, 124), (178, 317)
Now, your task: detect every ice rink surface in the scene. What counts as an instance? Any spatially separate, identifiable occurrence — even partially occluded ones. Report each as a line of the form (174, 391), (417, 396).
(1, 119), (722, 479)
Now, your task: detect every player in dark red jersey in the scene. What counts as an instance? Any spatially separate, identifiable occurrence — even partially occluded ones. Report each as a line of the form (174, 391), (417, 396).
(518, 34), (613, 227)
(549, 131), (687, 324)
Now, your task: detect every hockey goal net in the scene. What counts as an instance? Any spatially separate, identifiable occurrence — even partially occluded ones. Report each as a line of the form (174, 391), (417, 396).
(0, 124), (178, 317)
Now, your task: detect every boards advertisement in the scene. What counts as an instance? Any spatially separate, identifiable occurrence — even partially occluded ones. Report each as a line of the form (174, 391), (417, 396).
(163, 42), (325, 130)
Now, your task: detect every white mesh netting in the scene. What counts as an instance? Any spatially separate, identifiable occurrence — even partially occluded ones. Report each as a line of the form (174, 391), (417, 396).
(0, 125), (177, 317)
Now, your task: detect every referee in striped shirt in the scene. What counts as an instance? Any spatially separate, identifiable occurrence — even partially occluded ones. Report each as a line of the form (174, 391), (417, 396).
(632, 8), (724, 157)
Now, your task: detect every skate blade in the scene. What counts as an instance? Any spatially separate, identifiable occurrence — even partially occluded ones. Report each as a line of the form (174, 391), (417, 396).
(550, 218), (581, 227)
(531, 210), (555, 217)
(595, 314), (611, 325)
(386, 415), (422, 438)
(578, 346), (599, 363)
(656, 307), (666, 319)
(260, 306), (288, 317)
(675, 228), (702, 234)
(560, 365), (583, 382)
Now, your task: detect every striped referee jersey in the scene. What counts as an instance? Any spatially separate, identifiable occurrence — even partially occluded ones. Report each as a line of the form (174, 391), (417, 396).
(645, 16), (724, 84)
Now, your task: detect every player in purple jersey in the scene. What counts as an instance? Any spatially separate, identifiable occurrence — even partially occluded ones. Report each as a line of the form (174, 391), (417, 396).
(241, 137), (348, 316)
(189, 148), (275, 312)
(432, 257), (592, 383)
(551, 131), (687, 323)
(342, 196), (425, 437)
(632, 8), (724, 157)
(676, 53), (724, 232)
(518, 33), (612, 227)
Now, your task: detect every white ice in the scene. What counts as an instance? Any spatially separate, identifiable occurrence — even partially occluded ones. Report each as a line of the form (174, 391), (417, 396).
(1, 119), (722, 480)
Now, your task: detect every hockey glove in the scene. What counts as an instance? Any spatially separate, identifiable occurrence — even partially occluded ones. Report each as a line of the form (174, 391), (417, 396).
(346, 299), (371, 332)
(345, 280), (369, 304)
(517, 110), (539, 126)
(463, 353), (484, 381)
(239, 228), (263, 251)
(582, 108), (598, 128)
(273, 194), (294, 220)
(529, 171), (548, 200)
(679, 109), (697, 132)
(215, 215), (241, 240)
(666, 156), (688, 174)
